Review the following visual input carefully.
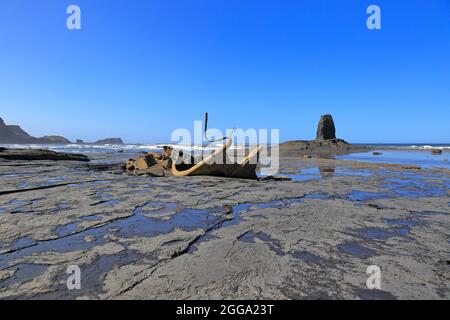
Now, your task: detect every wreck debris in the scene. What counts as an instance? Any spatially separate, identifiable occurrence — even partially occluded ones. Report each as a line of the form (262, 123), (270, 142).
(124, 137), (261, 179)
(124, 146), (173, 177)
(124, 113), (264, 179)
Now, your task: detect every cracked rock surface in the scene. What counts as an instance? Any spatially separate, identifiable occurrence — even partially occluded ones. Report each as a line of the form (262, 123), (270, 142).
(0, 154), (449, 299)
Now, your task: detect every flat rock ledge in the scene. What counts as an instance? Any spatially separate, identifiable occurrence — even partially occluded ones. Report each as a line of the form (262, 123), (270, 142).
(0, 148), (89, 162)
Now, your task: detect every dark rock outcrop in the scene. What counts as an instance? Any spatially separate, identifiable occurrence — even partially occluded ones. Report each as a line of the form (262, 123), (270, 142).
(94, 138), (123, 145)
(0, 117), (71, 144)
(0, 117), (32, 143)
(39, 136), (71, 144)
(1, 117), (125, 145)
(316, 114), (336, 140)
(0, 148), (89, 161)
(280, 114), (369, 156)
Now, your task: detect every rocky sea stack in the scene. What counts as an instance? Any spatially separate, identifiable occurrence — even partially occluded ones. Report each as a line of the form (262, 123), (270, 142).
(281, 114), (368, 155)
(316, 114), (336, 140)
(94, 138), (123, 145)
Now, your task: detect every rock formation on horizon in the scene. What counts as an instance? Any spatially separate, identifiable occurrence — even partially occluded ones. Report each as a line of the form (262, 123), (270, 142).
(0, 117), (125, 145)
(316, 114), (336, 140)
(0, 117), (70, 144)
(279, 113), (369, 155)
(94, 138), (123, 145)
(75, 138), (124, 145)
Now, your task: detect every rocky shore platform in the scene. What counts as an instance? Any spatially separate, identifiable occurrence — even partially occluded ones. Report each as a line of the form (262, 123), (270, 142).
(0, 148), (89, 162)
(0, 150), (449, 300)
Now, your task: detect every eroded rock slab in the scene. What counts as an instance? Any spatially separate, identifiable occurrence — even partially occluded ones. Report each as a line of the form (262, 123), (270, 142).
(0, 148), (89, 162)
(0, 154), (449, 299)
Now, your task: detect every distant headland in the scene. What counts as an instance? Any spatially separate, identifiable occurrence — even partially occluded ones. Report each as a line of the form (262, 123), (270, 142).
(0, 117), (123, 145)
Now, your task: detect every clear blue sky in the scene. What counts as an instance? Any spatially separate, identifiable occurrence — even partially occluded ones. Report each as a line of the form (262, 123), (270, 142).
(1, 0), (449, 144)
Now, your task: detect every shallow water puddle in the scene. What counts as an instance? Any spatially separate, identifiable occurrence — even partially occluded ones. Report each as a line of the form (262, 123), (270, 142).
(287, 166), (374, 181)
(0, 226), (108, 270)
(14, 176), (69, 190)
(0, 263), (48, 289)
(138, 201), (178, 216)
(45, 176), (68, 185)
(1, 199), (31, 214)
(15, 182), (30, 189)
(335, 168), (372, 177)
(116, 206), (228, 238)
(5, 199), (29, 206)
(232, 193), (328, 213)
(392, 227), (409, 236)
(346, 190), (393, 201)
(94, 199), (122, 207)
(290, 250), (324, 264)
(222, 200), (290, 227)
(42, 249), (142, 299)
(384, 218), (422, 227)
(68, 181), (99, 188)
(81, 214), (104, 221)
(11, 237), (36, 250)
(381, 179), (447, 198)
(355, 288), (396, 300)
(0, 203), (230, 272)
(54, 202), (72, 211)
(187, 233), (219, 253)
(358, 228), (393, 240)
(304, 193), (330, 200)
(338, 243), (374, 258)
(288, 167), (322, 182)
(222, 194), (329, 227)
(56, 222), (80, 237)
(413, 211), (448, 216)
(238, 231), (285, 256)
(356, 222), (412, 240)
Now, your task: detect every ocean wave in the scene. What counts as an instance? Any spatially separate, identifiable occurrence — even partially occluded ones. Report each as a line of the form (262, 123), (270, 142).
(0, 143), (246, 153)
(406, 145), (450, 150)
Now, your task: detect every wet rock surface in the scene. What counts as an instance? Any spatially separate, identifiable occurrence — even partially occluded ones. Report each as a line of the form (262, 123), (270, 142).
(0, 153), (449, 299)
(0, 148), (89, 162)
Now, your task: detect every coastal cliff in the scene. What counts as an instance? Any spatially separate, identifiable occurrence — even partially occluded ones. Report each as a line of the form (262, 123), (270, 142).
(0, 117), (70, 144)
(0, 117), (123, 145)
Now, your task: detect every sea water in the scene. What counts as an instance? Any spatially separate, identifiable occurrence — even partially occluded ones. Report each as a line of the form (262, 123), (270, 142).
(337, 144), (450, 169)
(2, 143), (450, 170)
(0, 143), (236, 154)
